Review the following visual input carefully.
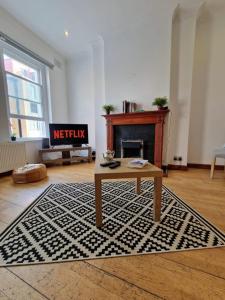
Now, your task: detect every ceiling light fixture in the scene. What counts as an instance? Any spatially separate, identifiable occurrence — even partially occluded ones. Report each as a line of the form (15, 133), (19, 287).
(64, 31), (69, 38)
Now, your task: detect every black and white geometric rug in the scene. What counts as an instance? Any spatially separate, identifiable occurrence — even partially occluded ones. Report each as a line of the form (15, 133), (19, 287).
(1, 181), (225, 266)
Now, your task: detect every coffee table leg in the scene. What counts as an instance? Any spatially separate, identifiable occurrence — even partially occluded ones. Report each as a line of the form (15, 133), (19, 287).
(153, 177), (162, 222)
(95, 175), (102, 227)
(136, 177), (141, 194)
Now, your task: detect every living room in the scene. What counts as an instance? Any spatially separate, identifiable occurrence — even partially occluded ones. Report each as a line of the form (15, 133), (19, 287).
(0, 0), (225, 299)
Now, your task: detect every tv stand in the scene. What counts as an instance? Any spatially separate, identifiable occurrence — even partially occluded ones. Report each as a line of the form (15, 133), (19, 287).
(39, 146), (92, 165)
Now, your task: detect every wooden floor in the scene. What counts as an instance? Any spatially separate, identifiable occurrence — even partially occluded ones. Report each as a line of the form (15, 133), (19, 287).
(0, 163), (225, 300)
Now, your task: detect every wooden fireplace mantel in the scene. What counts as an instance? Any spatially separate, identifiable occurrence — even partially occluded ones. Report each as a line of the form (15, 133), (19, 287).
(103, 110), (169, 168)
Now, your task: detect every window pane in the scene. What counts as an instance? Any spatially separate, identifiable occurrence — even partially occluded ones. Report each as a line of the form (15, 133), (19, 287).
(3, 54), (39, 83)
(6, 73), (41, 103)
(9, 97), (43, 118)
(10, 118), (46, 138)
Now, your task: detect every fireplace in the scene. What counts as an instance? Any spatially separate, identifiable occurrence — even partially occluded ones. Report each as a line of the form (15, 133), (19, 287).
(121, 139), (144, 159)
(114, 124), (155, 162)
(103, 110), (169, 168)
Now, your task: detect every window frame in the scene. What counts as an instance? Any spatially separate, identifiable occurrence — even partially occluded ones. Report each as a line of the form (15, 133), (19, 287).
(0, 40), (50, 140)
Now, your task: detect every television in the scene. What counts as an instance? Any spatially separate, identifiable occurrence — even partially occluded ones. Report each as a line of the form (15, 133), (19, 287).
(49, 123), (88, 146)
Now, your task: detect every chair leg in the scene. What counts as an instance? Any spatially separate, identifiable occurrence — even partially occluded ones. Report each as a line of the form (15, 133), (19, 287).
(210, 157), (216, 179)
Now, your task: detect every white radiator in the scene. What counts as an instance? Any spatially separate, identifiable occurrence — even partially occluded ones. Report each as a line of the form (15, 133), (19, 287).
(0, 142), (27, 173)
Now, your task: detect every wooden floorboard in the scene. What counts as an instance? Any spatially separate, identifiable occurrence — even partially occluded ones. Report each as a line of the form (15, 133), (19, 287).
(160, 248), (225, 280)
(0, 268), (48, 300)
(89, 255), (225, 299)
(9, 262), (160, 300)
(0, 221), (7, 233)
(0, 163), (225, 299)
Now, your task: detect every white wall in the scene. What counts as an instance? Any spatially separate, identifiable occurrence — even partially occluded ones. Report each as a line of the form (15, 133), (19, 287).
(67, 9), (174, 158)
(67, 38), (106, 156)
(188, 9), (225, 164)
(25, 140), (42, 163)
(92, 37), (106, 157)
(104, 14), (172, 112)
(66, 1), (225, 166)
(168, 7), (199, 166)
(0, 6), (69, 140)
(67, 50), (95, 148)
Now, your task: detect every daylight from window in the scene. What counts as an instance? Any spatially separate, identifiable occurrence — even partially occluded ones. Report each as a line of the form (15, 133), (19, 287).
(3, 54), (46, 138)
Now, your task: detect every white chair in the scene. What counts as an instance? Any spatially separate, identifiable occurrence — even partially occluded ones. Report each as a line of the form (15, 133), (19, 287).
(210, 145), (225, 179)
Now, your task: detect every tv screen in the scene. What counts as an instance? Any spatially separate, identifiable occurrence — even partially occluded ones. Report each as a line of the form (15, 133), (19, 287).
(49, 124), (88, 146)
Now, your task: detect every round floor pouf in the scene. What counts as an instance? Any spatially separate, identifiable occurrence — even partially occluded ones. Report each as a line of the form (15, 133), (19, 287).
(13, 164), (47, 183)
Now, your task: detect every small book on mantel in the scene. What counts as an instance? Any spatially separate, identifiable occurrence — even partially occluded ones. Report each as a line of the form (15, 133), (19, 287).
(123, 100), (137, 113)
(127, 159), (149, 169)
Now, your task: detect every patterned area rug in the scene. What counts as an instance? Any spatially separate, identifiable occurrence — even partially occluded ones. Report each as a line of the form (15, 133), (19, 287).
(1, 181), (225, 266)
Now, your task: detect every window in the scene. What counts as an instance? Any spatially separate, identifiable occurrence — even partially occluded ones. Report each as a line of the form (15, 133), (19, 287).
(0, 44), (49, 139)
(30, 102), (38, 114)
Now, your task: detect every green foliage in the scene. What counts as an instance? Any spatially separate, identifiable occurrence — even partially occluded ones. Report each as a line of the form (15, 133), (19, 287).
(152, 97), (168, 108)
(102, 104), (115, 114)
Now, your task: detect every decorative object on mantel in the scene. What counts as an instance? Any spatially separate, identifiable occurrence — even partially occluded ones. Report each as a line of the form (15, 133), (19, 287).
(152, 96), (168, 110)
(135, 109), (145, 112)
(10, 133), (16, 141)
(123, 100), (136, 113)
(102, 104), (115, 115)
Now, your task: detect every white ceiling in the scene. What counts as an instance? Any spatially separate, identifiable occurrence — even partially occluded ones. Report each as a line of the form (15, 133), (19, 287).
(0, 0), (223, 58)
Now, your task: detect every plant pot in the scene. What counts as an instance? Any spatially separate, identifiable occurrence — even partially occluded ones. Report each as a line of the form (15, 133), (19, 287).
(157, 106), (168, 111)
(11, 136), (16, 141)
(106, 110), (111, 115)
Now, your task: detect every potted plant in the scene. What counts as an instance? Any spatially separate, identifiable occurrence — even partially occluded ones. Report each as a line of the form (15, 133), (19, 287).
(152, 97), (168, 110)
(10, 133), (17, 141)
(102, 104), (115, 115)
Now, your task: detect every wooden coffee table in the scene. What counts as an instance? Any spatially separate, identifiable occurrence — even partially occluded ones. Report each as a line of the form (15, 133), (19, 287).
(94, 158), (163, 227)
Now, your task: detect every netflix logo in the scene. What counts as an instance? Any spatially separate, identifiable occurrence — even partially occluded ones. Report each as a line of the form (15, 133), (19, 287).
(53, 129), (85, 139)
(49, 124), (88, 146)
